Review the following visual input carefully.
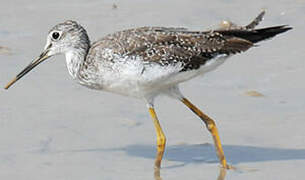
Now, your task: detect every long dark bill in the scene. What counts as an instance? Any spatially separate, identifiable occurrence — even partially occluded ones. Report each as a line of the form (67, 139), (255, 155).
(4, 50), (50, 90)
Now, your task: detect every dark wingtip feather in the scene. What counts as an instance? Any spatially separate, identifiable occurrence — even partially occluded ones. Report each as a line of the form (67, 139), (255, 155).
(245, 25), (292, 43)
(217, 25), (292, 44)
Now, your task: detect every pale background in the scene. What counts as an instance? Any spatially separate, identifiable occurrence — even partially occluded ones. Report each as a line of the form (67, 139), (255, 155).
(0, 0), (304, 180)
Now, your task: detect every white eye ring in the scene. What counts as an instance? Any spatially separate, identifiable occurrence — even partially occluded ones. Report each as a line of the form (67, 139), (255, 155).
(50, 31), (62, 41)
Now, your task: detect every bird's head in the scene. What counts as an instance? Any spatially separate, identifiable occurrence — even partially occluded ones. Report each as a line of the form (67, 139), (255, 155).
(4, 20), (90, 89)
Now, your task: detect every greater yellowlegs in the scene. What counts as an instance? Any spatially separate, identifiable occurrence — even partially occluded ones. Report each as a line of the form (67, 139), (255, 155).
(4, 12), (291, 170)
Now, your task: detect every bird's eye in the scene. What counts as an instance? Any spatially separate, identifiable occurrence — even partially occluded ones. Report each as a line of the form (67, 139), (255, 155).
(52, 32), (60, 40)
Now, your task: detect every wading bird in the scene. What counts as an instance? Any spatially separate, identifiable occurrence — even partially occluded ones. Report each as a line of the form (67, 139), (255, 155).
(5, 12), (291, 170)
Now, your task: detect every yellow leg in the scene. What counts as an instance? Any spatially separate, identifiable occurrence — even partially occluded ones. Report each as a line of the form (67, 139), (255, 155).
(181, 98), (231, 169)
(149, 107), (166, 170)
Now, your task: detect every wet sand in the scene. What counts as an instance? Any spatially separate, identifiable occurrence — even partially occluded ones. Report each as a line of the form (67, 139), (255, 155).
(0, 0), (304, 180)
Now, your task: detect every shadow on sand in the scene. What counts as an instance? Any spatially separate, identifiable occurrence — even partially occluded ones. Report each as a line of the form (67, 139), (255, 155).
(55, 143), (305, 164)
(120, 143), (305, 165)
(113, 143), (305, 180)
(49, 143), (305, 180)
(54, 143), (305, 166)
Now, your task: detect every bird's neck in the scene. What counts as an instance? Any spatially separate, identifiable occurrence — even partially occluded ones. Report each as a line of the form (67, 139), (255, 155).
(65, 48), (88, 81)
(65, 47), (103, 90)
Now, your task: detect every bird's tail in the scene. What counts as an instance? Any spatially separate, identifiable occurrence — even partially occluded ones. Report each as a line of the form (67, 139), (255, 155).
(218, 25), (292, 44)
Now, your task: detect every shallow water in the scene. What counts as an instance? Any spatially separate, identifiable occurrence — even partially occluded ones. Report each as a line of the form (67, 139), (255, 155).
(0, 0), (304, 180)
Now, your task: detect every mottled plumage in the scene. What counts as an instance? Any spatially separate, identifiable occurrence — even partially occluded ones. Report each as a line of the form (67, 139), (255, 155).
(89, 26), (248, 71)
(71, 21), (289, 97)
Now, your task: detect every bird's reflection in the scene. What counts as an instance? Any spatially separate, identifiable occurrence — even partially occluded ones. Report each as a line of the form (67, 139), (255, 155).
(217, 168), (227, 180)
(153, 166), (227, 180)
(154, 167), (162, 180)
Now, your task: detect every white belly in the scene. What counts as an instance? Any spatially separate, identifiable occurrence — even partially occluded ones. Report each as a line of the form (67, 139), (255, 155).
(96, 54), (229, 98)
